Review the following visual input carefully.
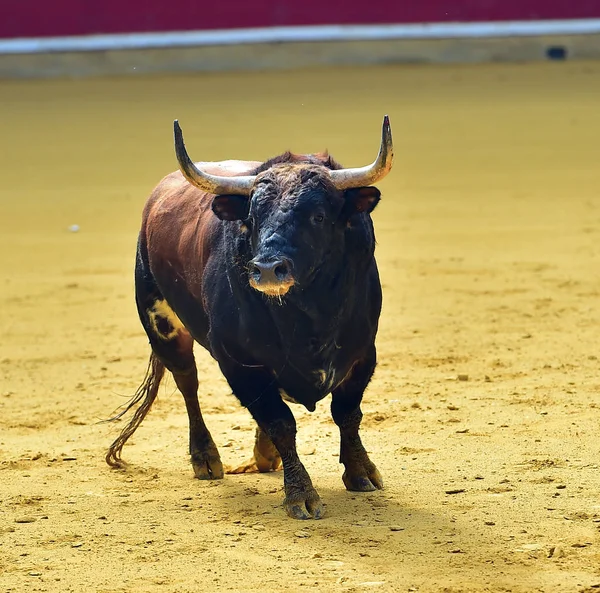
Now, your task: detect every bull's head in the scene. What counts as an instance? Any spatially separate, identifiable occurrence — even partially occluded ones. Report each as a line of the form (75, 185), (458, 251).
(174, 117), (393, 297)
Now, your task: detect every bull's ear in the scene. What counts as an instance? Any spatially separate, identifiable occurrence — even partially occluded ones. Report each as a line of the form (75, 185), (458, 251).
(341, 187), (381, 218)
(212, 195), (249, 221)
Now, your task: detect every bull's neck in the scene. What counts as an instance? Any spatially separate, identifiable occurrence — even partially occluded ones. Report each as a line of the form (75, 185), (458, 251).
(228, 224), (371, 336)
(268, 247), (355, 338)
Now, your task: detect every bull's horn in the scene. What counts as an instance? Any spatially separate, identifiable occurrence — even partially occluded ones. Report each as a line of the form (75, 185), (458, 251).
(329, 115), (393, 190)
(174, 120), (255, 195)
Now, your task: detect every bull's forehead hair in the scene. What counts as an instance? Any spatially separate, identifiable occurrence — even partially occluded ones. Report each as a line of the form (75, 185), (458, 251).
(250, 151), (344, 176)
(255, 163), (338, 197)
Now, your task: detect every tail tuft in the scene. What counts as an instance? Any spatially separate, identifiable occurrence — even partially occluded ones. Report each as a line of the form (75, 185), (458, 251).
(105, 353), (165, 467)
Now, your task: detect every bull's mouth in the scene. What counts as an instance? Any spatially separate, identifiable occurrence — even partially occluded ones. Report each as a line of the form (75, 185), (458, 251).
(249, 278), (295, 297)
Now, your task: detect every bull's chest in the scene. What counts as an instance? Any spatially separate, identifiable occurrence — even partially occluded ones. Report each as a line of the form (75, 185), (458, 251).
(246, 304), (362, 410)
(273, 339), (350, 411)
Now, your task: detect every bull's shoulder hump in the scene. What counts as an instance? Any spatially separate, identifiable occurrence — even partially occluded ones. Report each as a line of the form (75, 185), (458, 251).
(142, 159), (261, 219)
(193, 160), (262, 177)
(144, 175), (213, 225)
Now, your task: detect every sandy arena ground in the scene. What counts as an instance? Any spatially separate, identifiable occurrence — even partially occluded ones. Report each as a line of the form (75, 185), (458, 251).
(1, 61), (599, 592)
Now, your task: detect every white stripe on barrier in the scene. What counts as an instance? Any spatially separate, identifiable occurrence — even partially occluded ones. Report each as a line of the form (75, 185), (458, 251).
(1, 19), (600, 55)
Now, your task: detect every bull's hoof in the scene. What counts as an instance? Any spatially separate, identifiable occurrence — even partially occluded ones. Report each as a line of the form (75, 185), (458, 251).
(283, 488), (324, 520)
(191, 453), (224, 480)
(226, 453), (282, 474)
(342, 466), (383, 492)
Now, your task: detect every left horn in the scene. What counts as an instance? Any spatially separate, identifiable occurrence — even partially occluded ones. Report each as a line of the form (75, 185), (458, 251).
(174, 120), (255, 195)
(329, 115), (394, 190)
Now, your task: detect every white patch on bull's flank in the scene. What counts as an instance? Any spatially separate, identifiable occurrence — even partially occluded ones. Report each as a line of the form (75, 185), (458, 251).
(147, 299), (184, 340)
(279, 388), (300, 405)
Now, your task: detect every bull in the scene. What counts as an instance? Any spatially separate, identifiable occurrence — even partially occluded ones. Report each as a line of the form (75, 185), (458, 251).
(106, 116), (394, 519)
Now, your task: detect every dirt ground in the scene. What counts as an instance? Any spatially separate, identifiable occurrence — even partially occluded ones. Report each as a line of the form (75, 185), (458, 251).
(1, 60), (600, 592)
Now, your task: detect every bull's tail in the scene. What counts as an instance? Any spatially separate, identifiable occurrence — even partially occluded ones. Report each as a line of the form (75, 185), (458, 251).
(105, 352), (165, 467)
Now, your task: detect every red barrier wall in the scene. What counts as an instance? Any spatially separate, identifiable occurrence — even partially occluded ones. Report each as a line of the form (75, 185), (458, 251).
(3, 0), (600, 39)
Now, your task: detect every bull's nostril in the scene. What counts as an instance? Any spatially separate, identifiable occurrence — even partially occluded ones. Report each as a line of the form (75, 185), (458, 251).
(274, 263), (289, 280)
(250, 264), (262, 280)
(250, 259), (292, 285)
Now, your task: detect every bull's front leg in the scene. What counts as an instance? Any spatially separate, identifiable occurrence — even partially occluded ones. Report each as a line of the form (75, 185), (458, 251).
(331, 346), (383, 492)
(219, 360), (324, 520)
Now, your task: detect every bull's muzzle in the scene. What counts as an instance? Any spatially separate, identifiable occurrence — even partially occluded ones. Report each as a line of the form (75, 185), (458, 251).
(249, 258), (294, 296)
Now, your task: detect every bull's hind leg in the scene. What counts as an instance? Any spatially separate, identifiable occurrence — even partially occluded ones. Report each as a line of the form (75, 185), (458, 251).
(142, 299), (223, 480)
(227, 426), (282, 474)
(106, 254), (222, 479)
(172, 365), (223, 479)
(331, 345), (383, 492)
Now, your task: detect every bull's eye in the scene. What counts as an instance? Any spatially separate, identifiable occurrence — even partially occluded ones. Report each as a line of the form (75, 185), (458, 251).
(312, 214), (325, 224)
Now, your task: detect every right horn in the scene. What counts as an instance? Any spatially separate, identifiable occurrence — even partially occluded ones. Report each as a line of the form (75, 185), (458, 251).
(174, 120), (256, 195)
(329, 115), (394, 190)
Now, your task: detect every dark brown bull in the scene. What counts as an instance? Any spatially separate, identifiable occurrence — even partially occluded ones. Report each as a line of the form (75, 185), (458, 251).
(106, 117), (393, 519)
